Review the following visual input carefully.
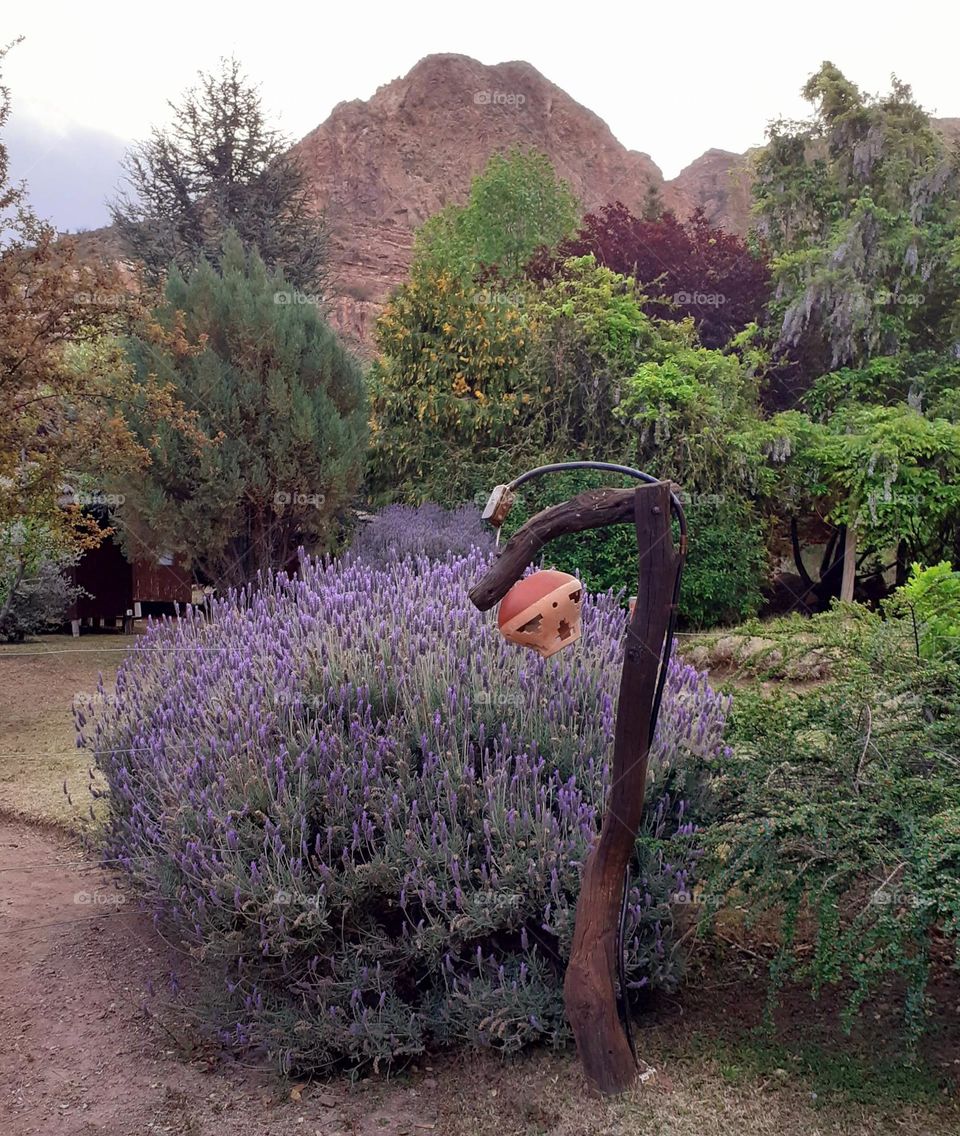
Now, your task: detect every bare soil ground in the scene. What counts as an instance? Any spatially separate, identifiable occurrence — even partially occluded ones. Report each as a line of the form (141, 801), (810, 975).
(2, 633), (958, 1135)
(0, 633), (130, 826)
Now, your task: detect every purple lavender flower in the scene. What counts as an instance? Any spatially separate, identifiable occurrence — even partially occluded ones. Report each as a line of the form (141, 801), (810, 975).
(84, 545), (730, 1071)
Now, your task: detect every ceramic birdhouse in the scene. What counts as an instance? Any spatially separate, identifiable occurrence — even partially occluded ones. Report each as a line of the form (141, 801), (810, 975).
(497, 569), (584, 658)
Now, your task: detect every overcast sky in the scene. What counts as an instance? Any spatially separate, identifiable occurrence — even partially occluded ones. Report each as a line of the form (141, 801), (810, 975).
(5, 0), (959, 232)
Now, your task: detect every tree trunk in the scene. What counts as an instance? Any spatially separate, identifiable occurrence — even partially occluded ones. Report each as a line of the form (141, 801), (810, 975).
(840, 521), (857, 602)
(895, 540), (909, 588)
(790, 516), (814, 588)
(563, 481), (679, 1095)
(815, 525), (844, 607)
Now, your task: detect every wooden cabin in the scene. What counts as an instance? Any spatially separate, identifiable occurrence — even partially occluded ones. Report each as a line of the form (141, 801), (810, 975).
(66, 535), (191, 635)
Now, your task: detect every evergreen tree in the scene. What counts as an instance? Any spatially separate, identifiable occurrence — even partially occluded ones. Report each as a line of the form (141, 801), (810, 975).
(641, 182), (664, 221)
(110, 58), (329, 297)
(115, 233), (367, 589)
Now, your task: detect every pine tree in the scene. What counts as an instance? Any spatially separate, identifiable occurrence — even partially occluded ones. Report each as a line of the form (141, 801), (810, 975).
(110, 58), (329, 297)
(641, 182), (663, 221)
(115, 233), (367, 590)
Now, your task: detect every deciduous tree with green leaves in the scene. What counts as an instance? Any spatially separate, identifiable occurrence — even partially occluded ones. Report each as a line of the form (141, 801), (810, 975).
(752, 63), (960, 596)
(370, 250), (771, 624)
(367, 267), (529, 504)
(755, 62), (960, 375)
(412, 149), (579, 282)
(0, 39), (201, 629)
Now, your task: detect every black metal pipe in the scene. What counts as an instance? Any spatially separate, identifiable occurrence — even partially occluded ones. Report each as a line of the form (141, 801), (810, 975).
(507, 461), (687, 539)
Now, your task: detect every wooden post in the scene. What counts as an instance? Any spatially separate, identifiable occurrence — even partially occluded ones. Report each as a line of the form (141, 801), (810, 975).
(563, 480), (677, 1094)
(470, 480), (680, 1095)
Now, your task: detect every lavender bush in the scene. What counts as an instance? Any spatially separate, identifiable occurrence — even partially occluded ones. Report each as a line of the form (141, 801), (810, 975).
(80, 548), (730, 1072)
(349, 503), (494, 567)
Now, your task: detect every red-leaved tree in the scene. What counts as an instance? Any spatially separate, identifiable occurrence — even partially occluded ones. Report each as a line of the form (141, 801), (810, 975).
(526, 203), (769, 349)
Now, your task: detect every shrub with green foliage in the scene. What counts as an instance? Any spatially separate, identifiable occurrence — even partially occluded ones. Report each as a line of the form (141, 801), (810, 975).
(504, 473), (767, 629)
(677, 500), (768, 629)
(886, 561), (960, 661)
(700, 603), (960, 1049)
(0, 552), (81, 641)
(500, 470), (638, 599)
(751, 64), (960, 586)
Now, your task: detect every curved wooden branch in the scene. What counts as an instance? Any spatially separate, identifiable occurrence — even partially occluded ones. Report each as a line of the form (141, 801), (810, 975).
(468, 486), (645, 611)
(562, 480), (678, 1094)
(468, 479), (680, 1095)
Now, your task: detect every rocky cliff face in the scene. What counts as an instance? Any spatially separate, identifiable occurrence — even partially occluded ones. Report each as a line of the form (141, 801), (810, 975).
(290, 54), (669, 351)
(667, 147), (757, 236)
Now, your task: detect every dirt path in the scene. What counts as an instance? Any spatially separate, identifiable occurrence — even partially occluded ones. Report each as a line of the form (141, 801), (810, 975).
(3, 817), (958, 1136)
(0, 634), (130, 827)
(0, 819), (380, 1136)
